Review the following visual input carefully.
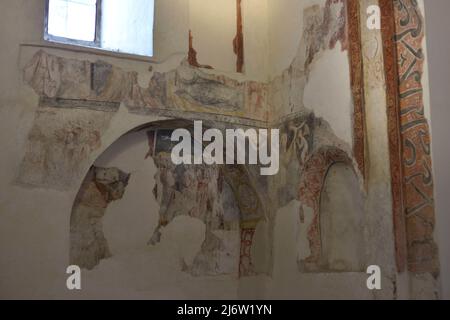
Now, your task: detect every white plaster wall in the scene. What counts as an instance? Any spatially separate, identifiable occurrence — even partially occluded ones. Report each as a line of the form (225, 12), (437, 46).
(268, 0), (354, 146)
(82, 131), (239, 299)
(303, 47), (353, 146)
(189, 0), (237, 72)
(320, 163), (365, 272)
(94, 131), (161, 255)
(267, 0), (335, 77)
(0, 0), (261, 299)
(242, 0), (270, 81)
(153, 0), (190, 62)
(189, 0), (271, 80)
(268, 200), (375, 299)
(424, 0), (450, 300)
(267, 0), (304, 77)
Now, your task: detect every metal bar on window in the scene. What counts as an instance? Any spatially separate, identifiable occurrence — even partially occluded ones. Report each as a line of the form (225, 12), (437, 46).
(43, 0), (50, 41)
(94, 0), (102, 47)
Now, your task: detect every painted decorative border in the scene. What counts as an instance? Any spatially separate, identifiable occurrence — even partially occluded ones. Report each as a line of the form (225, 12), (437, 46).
(380, 0), (439, 274)
(234, 0), (244, 73)
(380, 0), (408, 273)
(347, 0), (367, 179)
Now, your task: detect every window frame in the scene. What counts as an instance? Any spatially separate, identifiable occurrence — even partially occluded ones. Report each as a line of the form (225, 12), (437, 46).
(44, 0), (103, 48)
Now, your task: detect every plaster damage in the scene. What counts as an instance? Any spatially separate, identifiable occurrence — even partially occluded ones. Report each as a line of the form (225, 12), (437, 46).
(20, 0), (362, 283)
(17, 107), (113, 189)
(71, 167), (130, 270)
(1, 0), (439, 299)
(145, 128), (266, 277)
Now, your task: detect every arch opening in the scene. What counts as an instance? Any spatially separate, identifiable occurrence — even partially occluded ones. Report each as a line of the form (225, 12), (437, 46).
(319, 162), (365, 272)
(69, 120), (267, 279)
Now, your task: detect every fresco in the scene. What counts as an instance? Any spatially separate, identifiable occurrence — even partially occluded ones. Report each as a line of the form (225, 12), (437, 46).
(380, 0), (439, 275)
(10, 0), (439, 298)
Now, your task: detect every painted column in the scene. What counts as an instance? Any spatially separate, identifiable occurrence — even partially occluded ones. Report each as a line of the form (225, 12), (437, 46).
(360, 0), (398, 299)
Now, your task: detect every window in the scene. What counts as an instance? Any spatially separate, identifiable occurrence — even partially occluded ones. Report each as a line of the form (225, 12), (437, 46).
(44, 0), (154, 57)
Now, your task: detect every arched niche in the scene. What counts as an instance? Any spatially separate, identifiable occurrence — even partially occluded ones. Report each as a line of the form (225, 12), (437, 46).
(319, 162), (364, 272)
(69, 119), (266, 278)
(298, 146), (365, 272)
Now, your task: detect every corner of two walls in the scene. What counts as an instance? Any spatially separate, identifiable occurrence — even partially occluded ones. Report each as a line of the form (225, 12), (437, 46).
(6, 0), (375, 299)
(1, 0), (440, 299)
